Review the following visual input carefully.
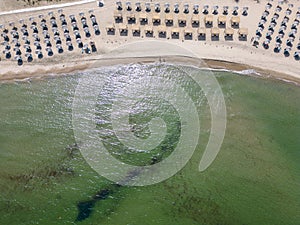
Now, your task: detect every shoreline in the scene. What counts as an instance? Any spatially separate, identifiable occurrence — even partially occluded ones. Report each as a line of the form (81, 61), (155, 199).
(0, 0), (299, 86)
(1, 55), (299, 86)
(203, 58), (300, 86)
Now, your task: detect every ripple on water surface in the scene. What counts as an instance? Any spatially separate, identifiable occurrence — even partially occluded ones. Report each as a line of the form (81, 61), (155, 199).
(0, 63), (299, 225)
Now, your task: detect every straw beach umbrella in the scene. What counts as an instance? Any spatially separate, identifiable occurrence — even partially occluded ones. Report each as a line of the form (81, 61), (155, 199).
(191, 14), (200, 27)
(238, 28), (248, 40)
(165, 13), (173, 26)
(211, 27), (219, 35)
(114, 10), (123, 23)
(171, 28), (180, 38)
(158, 25), (167, 38)
(218, 15), (227, 27)
(184, 28), (193, 39)
(106, 24), (115, 34)
(139, 13), (148, 25)
(127, 13), (136, 24)
(144, 25), (153, 37)
(131, 24), (140, 36)
(119, 24), (128, 36)
(178, 14), (187, 27)
(152, 13), (161, 25)
(205, 15), (213, 28)
(224, 28), (234, 40)
(231, 16), (240, 28)
(197, 27), (206, 40)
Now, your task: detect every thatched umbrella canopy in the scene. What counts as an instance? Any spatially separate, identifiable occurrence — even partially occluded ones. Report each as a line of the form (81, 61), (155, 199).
(238, 28), (248, 36)
(114, 10), (122, 19)
(139, 13), (147, 21)
(158, 25), (167, 34)
(127, 13), (135, 20)
(205, 15), (213, 24)
(131, 24), (140, 32)
(106, 24), (115, 31)
(171, 28), (180, 34)
(144, 25), (153, 33)
(224, 27), (234, 36)
(165, 14), (173, 26)
(231, 16), (240, 26)
(126, 13), (136, 24)
(197, 27), (206, 35)
(184, 28), (193, 35)
(178, 14), (187, 23)
(211, 27), (220, 36)
(118, 24), (128, 32)
(218, 15), (227, 25)
(165, 13), (173, 22)
(152, 13), (161, 23)
(191, 14), (199, 23)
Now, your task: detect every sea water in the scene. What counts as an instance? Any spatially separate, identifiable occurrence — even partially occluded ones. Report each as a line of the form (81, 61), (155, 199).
(0, 64), (299, 225)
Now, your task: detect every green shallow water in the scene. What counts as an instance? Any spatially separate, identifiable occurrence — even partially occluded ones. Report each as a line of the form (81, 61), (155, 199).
(0, 64), (299, 225)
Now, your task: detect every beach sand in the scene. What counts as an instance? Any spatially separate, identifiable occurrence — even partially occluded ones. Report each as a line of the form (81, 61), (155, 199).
(0, 0), (299, 83)
(0, 0), (77, 12)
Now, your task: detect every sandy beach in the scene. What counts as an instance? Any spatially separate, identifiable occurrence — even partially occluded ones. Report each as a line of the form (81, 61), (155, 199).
(0, 0), (299, 83)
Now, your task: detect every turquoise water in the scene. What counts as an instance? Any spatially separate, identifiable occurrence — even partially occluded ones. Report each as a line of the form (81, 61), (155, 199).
(0, 64), (299, 225)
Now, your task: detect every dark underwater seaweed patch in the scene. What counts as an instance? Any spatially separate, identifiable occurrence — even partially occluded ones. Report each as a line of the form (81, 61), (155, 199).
(4, 143), (79, 191)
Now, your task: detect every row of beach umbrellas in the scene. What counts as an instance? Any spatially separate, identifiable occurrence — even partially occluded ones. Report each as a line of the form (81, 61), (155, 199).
(116, 2), (249, 16)
(0, 10), (99, 65)
(255, 2), (299, 60)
